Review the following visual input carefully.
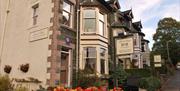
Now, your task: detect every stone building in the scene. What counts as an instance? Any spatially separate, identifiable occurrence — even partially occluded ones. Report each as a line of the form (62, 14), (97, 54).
(0, 0), (150, 90)
(78, 0), (120, 76)
(0, 0), (77, 89)
(110, 10), (150, 69)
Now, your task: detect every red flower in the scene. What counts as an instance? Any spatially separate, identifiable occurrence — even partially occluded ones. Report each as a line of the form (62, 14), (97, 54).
(76, 87), (83, 91)
(113, 87), (122, 91)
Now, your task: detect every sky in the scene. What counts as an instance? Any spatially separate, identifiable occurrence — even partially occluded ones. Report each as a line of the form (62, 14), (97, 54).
(119, 0), (180, 50)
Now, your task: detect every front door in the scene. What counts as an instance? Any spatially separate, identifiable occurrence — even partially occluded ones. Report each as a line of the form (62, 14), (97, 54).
(60, 47), (72, 87)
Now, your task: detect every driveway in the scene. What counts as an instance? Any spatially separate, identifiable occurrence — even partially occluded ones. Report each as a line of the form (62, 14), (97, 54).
(161, 70), (180, 91)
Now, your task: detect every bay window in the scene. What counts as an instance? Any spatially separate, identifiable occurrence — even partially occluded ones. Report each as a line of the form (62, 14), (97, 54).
(83, 9), (106, 36)
(83, 10), (96, 33)
(83, 47), (96, 73)
(134, 34), (137, 46)
(62, 1), (73, 27)
(100, 48), (106, 74)
(99, 13), (105, 36)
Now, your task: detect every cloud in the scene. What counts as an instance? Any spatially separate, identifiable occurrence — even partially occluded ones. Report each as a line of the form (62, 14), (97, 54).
(161, 4), (180, 21)
(142, 27), (156, 49)
(119, 0), (180, 50)
(120, 0), (163, 22)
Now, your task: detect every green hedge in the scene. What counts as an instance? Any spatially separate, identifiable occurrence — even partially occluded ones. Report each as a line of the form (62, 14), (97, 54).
(139, 76), (161, 91)
(125, 68), (151, 77)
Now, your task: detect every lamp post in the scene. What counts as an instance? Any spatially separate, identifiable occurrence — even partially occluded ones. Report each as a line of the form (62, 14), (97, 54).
(166, 41), (171, 64)
(166, 41), (170, 62)
(113, 36), (118, 87)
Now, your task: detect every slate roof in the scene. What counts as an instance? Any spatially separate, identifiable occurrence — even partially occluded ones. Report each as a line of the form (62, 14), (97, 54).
(133, 21), (142, 30)
(121, 9), (134, 20)
(80, 0), (119, 11)
(142, 39), (150, 43)
(106, 0), (120, 9)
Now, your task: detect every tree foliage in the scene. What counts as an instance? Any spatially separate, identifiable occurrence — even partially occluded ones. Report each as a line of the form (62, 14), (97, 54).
(110, 64), (128, 85)
(152, 17), (180, 65)
(139, 76), (161, 91)
(76, 70), (106, 88)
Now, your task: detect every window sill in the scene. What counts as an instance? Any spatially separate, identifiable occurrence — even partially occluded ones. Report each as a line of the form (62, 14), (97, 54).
(81, 33), (108, 39)
(82, 32), (96, 35)
(27, 25), (38, 30)
(61, 24), (75, 31)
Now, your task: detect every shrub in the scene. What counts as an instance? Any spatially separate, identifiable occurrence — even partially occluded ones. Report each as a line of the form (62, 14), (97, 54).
(4, 65), (12, 74)
(15, 87), (28, 91)
(20, 63), (29, 73)
(0, 75), (12, 91)
(125, 68), (151, 77)
(139, 78), (148, 89)
(139, 76), (161, 91)
(76, 70), (105, 88)
(110, 64), (128, 85)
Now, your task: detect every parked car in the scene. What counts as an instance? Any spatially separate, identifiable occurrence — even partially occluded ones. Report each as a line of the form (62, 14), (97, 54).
(176, 62), (180, 70)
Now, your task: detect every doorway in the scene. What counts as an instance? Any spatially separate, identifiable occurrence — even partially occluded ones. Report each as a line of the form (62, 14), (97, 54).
(60, 46), (72, 87)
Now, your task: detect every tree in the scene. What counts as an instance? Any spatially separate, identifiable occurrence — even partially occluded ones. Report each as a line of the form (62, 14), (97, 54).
(110, 64), (128, 86)
(152, 17), (180, 65)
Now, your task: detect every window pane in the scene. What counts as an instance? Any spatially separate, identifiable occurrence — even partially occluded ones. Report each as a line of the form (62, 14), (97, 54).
(88, 47), (96, 57)
(100, 59), (105, 74)
(99, 13), (104, 21)
(84, 10), (96, 18)
(84, 19), (96, 32)
(84, 47), (96, 58)
(32, 4), (38, 25)
(99, 21), (104, 36)
(85, 58), (96, 73)
(62, 11), (70, 25)
(100, 48), (106, 57)
(63, 1), (71, 12)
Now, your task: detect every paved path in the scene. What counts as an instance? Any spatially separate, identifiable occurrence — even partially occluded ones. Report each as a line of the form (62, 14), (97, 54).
(161, 70), (180, 91)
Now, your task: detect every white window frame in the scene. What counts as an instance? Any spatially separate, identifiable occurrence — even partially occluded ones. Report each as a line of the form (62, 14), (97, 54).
(82, 8), (107, 37)
(83, 9), (96, 33)
(83, 47), (97, 73)
(100, 48), (106, 74)
(32, 4), (39, 25)
(99, 13), (105, 36)
(62, 0), (73, 27)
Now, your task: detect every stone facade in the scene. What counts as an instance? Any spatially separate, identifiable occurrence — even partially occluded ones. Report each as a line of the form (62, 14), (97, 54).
(0, 0), (54, 90)
(111, 10), (150, 69)
(0, 0), (150, 90)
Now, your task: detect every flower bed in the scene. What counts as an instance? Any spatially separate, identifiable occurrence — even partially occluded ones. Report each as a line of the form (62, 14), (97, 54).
(53, 86), (123, 91)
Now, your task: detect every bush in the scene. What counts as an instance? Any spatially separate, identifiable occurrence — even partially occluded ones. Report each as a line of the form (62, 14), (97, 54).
(111, 64), (128, 85)
(139, 76), (161, 91)
(0, 75), (13, 91)
(76, 70), (105, 88)
(15, 87), (28, 91)
(139, 78), (148, 89)
(125, 68), (151, 77)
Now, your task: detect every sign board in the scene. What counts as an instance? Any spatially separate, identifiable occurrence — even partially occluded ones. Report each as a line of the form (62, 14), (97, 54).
(154, 55), (161, 62)
(118, 55), (130, 59)
(154, 55), (162, 67)
(154, 64), (162, 67)
(29, 28), (48, 42)
(116, 37), (133, 55)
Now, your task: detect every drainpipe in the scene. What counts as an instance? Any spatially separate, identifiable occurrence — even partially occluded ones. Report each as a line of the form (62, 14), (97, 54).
(76, 0), (80, 87)
(0, 0), (11, 74)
